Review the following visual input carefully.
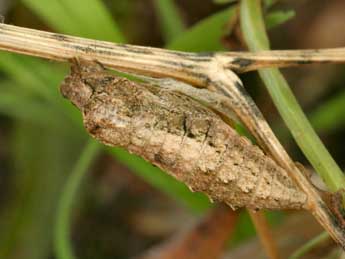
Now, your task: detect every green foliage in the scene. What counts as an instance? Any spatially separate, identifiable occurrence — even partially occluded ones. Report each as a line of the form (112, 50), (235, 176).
(1, 1), (345, 258)
(265, 9), (295, 29)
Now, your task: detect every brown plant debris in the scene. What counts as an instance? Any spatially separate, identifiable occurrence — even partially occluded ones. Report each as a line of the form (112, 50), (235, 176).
(60, 59), (307, 210)
(137, 205), (238, 259)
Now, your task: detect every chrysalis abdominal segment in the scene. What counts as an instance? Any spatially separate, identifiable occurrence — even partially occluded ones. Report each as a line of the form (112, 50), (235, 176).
(61, 59), (307, 210)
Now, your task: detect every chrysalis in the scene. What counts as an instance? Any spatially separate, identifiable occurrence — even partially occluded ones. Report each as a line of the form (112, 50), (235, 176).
(60, 59), (307, 210)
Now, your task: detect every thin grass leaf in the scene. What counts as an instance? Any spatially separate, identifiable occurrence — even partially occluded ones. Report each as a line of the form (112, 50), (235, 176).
(153, 0), (185, 42)
(167, 6), (236, 51)
(54, 140), (101, 259)
(240, 0), (345, 192)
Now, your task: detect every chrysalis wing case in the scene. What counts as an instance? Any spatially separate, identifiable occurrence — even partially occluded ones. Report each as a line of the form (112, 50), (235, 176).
(61, 59), (307, 210)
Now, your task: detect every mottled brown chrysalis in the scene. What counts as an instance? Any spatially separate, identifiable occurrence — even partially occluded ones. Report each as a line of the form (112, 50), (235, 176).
(60, 59), (307, 210)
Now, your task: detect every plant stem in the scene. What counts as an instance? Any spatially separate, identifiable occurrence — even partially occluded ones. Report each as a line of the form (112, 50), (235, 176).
(240, 0), (345, 192)
(54, 139), (101, 259)
(1, 24), (345, 80)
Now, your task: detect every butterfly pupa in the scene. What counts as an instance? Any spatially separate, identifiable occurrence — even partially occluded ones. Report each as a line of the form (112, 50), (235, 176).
(61, 59), (307, 210)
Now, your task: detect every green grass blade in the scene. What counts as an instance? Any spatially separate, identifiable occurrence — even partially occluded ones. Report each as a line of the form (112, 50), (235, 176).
(153, 0), (185, 42)
(240, 0), (345, 192)
(54, 140), (101, 259)
(167, 6), (236, 51)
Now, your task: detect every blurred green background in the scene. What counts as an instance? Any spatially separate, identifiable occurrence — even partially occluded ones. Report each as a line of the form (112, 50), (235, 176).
(0, 0), (344, 258)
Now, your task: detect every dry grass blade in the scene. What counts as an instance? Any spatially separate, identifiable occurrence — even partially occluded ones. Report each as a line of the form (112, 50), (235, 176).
(1, 24), (345, 83)
(0, 24), (211, 86)
(220, 48), (345, 73)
